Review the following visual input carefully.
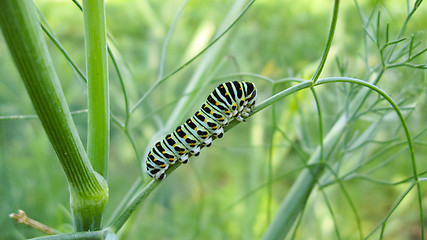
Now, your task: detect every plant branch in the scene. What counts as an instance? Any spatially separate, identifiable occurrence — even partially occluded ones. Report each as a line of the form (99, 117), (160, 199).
(84, 0), (110, 179)
(311, 0), (340, 83)
(108, 164), (179, 233)
(0, 0), (108, 232)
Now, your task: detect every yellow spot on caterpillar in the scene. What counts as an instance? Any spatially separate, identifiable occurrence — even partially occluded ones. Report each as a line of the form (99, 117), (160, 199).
(204, 119), (207, 123)
(195, 127), (198, 131)
(173, 144), (177, 147)
(225, 92), (228, 96)
(160, 164), (166, 168)
(184, 135), (187, 139)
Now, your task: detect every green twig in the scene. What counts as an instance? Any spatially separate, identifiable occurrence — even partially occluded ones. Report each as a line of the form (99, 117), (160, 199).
(108, 164), (180, 233)
(108, 47), (130, 127)
(311, 0), (340, 83)
(157, 0), (190, 80)
(39, 23), (86, 84)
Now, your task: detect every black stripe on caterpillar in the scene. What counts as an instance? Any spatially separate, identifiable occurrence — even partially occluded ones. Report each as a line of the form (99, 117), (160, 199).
(146, 81), (257, 180)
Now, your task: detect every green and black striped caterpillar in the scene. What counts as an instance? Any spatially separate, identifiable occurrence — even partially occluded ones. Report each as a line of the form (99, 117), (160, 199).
(146, 81), (257, 180)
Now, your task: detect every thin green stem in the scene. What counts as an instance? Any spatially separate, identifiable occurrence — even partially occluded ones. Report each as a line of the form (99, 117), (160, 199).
(221, 80), (312, 133)
(267, 86), (279, 224)
(252, 81), (313, 115)
(322, 141), (409, 188)
(108, 163), (180, 233)
(108, 46), (130, 127)
(0, 109), (88, 120)
(318, 187), (341, 239)
(70, 0), (130, 129)
(348, 68), (385, 120)
(106, 177), (143, 227)
(158, 0), (189, 80)
(164, 0), (252, 130)
(324, 163), (363, 239)
(364, 183), (415, 239)
(130, 0), (257, 113)
(311, 0), (340, 83)
(386, 0), (423, 61)
(39, 22), (86, 84)
(84, 0), (110, 178)
(111, 115), (142, 174)
(310, 88), (324, 165)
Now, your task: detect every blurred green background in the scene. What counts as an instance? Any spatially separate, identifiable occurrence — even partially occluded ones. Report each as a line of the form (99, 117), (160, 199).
(1, 0), (426, 239)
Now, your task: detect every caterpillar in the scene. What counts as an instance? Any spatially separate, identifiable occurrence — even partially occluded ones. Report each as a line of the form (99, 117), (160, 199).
(146, 81), (257, 180)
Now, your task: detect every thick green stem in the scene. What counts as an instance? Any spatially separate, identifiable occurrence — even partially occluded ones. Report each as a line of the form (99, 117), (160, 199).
(0, 0), (108, 232)
(84, 0), (110, 178)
